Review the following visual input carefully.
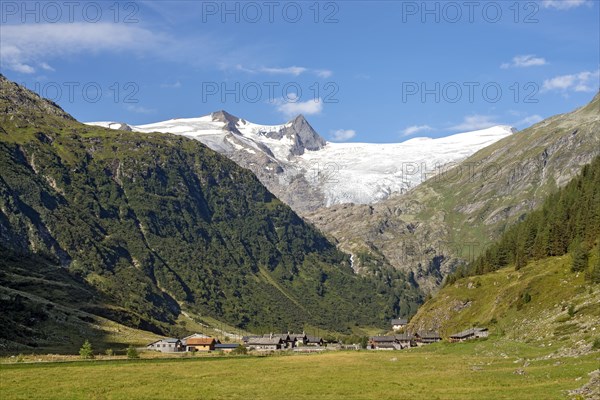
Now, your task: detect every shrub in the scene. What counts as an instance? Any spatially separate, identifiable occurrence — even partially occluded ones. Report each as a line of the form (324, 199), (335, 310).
(571, 240), (589, 272)
(126, 345), (139, 359)
(231, 345), (247, 355)
(592, 338), (600, 350)
(568, 305), (576, 318)
(79, 340), (94, 359)
(359, 336), (369, 349)
(105, 348), (114, 356)
(516, 291), (532, 310)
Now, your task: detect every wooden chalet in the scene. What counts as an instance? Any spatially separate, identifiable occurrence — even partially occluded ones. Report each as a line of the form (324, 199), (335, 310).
(146, 338), (183, 353)
(246, 337), (283, 351)
(413, 330), (442, 345)
(391, 318), (408, 331)
(449, 327), (489, 342)
(186, 337), (218, 352)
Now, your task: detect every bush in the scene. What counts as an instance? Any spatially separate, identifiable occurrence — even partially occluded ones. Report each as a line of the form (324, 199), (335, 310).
(568, 304), (576, 318)
(359, 336), (369, 349)
(79, 340), (94, 359)
(105, 348), (114, 356)
(231, 345), (247, 355)
(126, 345), (139, 359)
(571, 241), (589, 272)
(516, 292), (532, 310)
(592, 338), (600, 350)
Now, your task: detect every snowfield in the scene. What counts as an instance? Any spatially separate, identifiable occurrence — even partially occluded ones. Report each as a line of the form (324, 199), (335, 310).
(87, 114), (514, 207)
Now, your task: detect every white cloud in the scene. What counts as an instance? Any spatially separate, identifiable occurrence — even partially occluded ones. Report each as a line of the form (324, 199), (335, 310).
(450, 115), (498, 131)
(316, 69), (333, 78)
(330, 129), (356, 141)
(40, 62), (55, 72)
(260, 66), (307, 76)
(541, 0), (590, 10)
(542, 70), (599, 92)
(514, 114), (544, 127)
(126, 104), (155, 114)
(400, 125), (434, 137)
(0, 23), (170, 74)
(235, 64), (332, 78)
(501, 55), (547, 69)
(160, 81), (182, 89)
(273, 95), (323, 118)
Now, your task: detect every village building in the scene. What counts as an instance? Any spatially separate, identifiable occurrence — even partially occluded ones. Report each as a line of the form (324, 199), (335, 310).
(369, 336), (402, 350)
(146, 338), (183, 353)
(215, 343), (240, 353)
(395, 333), (415, 349)
(449, 327), (489, 342)
(241, 335), (258, 345)
(305, 335), (324, 346)
(391, 318), (408, 331)
(290, 333), (307, 346)
(181, 333), (210, 347)
(186, 337), (218, 352)
(413, 331), (442, 345)
(262, 333), (295, 348)
(246, 337), (283, 351)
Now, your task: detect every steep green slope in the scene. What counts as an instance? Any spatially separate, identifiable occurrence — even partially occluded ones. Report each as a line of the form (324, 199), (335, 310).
(454, 155), (600, 279)
(0, 75), (422, 349)
(409, 251), (600, 352)
(0, 248), (162, 353)
(308, 93), (600, 292)
(410, 157), (600, 352)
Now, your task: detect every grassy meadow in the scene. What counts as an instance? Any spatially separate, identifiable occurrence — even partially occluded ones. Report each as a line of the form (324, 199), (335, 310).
(1, 339), (598, 400)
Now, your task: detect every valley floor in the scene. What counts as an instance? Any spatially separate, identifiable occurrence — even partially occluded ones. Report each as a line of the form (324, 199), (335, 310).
(1, 339), (598, 400)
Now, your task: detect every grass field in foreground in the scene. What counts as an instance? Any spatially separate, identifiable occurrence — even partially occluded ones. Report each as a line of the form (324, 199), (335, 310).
(1, 340), (598, 400)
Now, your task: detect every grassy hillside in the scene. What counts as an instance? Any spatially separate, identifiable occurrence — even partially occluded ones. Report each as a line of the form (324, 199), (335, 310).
(307, 93), (600, 292)
(2, 342), (599, 399)
(0, 249), (163, 354)
(0, 75), (422, 350)
(409, 250), (600, 352)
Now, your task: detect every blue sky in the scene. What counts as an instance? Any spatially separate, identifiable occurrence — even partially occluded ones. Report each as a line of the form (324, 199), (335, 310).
(1, 0), (598, 143)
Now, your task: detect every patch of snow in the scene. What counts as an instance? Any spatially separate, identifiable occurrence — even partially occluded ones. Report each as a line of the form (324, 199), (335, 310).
(85, 117), (514, 207)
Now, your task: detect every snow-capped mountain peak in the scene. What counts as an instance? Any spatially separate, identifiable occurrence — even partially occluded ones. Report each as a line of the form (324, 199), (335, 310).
(86, 113), (514, 212)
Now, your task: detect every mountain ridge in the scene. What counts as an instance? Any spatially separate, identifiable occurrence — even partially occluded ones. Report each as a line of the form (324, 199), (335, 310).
(0, 75), (422, 350)
(306, 92), (600, 292)
(87, 113), (514, 212)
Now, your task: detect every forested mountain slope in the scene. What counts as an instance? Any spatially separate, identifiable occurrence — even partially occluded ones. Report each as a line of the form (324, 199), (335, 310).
(0, 75), (421, 351)
(409, 157), (600, 353)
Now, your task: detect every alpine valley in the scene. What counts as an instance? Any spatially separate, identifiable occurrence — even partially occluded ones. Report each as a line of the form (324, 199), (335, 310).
(1, 74), (599, 362)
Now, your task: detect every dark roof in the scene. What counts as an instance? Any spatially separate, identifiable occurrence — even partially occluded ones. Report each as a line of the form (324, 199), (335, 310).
(305, 336), (323, 343)
(395, 333), (414, 341)
(450, 327), (488, 339)
(370, 336), (396, 343)
(215, 343), (240, 349)
(391, 318), (408, 325)
(415, 331), (441, 339)
(262, 334), (291, 340)
(290, 333), (307, 340)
